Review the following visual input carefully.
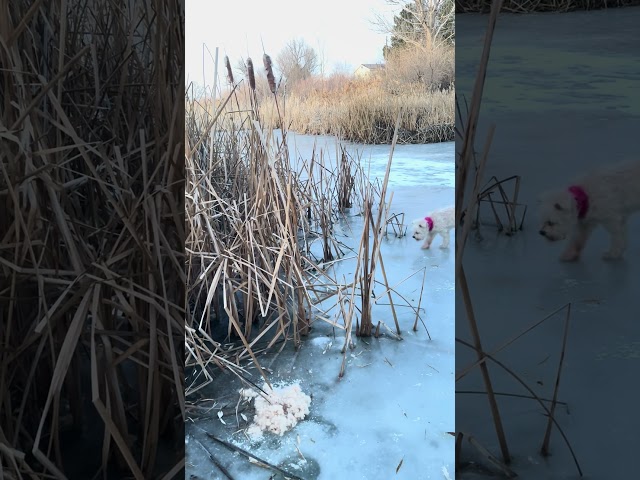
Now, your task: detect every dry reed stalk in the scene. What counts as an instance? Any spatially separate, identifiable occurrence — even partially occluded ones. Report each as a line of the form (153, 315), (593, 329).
(225, 55), (234, 85)
(455, 0), (511, 466)
(246, 58), (256, 92)
(263, 54), (276, 95)
(413, 267), (428, 333)
(540, 303), (572, 456)
(0, 1), (184, 478)
(345, 112), (402, 338)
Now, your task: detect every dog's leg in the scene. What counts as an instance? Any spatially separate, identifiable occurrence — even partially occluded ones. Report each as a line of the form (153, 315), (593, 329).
(421, 232), (434, 249)
(602, 218), (627, 260)
(560, 222), (594, 262)
(440, 230), (450, 249)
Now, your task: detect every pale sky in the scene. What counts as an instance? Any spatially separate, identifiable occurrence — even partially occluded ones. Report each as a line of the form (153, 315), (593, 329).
(185, 0), (400, 87)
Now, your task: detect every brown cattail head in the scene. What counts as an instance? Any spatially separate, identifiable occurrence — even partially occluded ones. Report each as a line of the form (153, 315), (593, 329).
(263, 54), (276, 94)
(225, 56), (234, 84)
(247, 58), (255, 91)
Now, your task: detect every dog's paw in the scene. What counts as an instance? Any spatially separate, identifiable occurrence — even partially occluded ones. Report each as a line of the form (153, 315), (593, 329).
(421, 245), (430, 250)
(439, 245), (449, 249)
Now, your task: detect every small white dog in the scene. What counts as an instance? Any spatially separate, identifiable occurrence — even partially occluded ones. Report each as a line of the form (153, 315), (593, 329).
(538, 160), (640, 261)
(411, 205), (455, 249)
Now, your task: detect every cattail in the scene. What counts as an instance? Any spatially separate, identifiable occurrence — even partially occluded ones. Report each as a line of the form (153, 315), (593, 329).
(246, 58), (255, 91)
(225, 55), (234, 84)
(263, 54), (276, 94)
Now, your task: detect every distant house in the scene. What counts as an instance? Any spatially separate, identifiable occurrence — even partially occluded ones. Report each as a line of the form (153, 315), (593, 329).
(354, 63), (385, 78)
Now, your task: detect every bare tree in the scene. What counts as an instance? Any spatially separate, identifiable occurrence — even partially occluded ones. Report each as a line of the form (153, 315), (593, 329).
(373, 0), (455, 53)
(235, 57), (249, 78)
(276, 38), (319, 86)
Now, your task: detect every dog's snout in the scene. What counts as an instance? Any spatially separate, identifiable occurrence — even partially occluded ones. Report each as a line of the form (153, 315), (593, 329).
(539, 230), (546, 236)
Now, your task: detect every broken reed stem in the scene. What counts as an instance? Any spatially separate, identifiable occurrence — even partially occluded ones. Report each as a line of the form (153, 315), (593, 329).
(541, 303), (572, 456)
(413, 267), (428, 334)
(367, 206), (401, 336)
(194, 437), (234, 480)
(203, 430), (306, 480)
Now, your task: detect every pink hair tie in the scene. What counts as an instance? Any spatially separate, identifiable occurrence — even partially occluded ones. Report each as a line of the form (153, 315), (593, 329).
(425, 216), (434, 231)
(568, 185), (589, 219)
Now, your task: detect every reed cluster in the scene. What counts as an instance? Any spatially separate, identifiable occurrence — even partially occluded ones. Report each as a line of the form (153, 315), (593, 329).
(199, 55), (454, 145)
(279, 80), (454, 144)
(185, 52), (430, 397)
(0, 1), (184, 479)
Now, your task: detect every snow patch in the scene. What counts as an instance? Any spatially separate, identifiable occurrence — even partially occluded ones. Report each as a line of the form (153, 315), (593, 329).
(244, 383), (311, 440)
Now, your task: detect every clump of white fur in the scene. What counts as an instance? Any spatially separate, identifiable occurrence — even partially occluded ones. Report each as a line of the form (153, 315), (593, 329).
(241, 383), (311, 440)
(411, 205), (455, 249)
(538, 160), (640, 261)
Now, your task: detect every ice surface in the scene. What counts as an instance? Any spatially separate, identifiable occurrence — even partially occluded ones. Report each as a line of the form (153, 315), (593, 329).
(186, 138), (455, 479)
(457, 8), (640, 479)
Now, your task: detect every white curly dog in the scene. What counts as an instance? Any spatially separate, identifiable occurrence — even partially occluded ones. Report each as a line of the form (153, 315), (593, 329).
(538, 160), (640, 261)
(411, 205), (455, 249)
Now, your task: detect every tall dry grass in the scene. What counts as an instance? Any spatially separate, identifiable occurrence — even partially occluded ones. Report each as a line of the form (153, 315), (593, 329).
(185, 52), (429, 399)
(277, 78), (454, 144)
(0, 1), (184, 479)
(202, 49), (454, 145)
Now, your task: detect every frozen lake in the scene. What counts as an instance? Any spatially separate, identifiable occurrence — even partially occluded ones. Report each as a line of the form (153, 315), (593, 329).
(186, 135), (455, 479)
(456, 7), (640, 479)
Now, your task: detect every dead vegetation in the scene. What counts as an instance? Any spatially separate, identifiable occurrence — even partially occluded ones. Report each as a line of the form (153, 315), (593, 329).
(203, 52), (455, 145)
(0, 1), (184, 479)
(185, 51), (431, 404)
